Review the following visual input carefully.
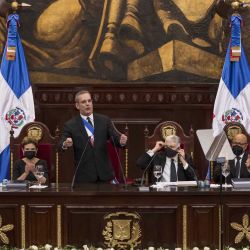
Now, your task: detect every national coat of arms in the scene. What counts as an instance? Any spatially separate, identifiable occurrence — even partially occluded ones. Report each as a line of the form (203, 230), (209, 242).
(102, 212), (141, 249)
(222, 108), (243, 124)
(5, 107), (26, 129)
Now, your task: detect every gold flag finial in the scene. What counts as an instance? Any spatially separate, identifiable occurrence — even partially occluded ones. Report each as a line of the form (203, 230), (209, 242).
(231, 0), (241, 10)
(10, 0), (31, 13)
(11, 0), (19, 11)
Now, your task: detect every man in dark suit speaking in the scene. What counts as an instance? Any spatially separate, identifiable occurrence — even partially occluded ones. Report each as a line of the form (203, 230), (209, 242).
(59, 90), (127, 183)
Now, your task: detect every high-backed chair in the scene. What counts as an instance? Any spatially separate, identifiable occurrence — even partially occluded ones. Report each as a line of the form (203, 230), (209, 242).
(209, 123), (250, 180)
(143, 121), (194, 184)
(107, 123), (129, 183)
(224, 122), (250, 143)
(144, 121), (194, 157)
(10, 122), (60, 185)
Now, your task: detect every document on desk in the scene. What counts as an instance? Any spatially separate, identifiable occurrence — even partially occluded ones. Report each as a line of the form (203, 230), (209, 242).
(151, 181), (197, 188)
(29, 185), (48, 189)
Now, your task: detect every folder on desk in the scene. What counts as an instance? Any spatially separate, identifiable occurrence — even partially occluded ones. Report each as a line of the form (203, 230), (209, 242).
(6, 181), (28, 189)
(232, 178), (250, 188)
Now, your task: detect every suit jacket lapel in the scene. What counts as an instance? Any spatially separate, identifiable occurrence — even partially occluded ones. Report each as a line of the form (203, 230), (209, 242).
(93, 113), (101, 145)
(240, 152), (248, 177)
(177, 159), (184, 179)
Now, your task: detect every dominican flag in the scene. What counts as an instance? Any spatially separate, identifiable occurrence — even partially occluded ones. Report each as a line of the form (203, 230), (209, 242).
(212, 16), (250, 136)
(0, 14), (35, 181)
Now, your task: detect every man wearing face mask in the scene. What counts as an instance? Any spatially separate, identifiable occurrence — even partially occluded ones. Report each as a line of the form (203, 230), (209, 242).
(214, 133), (250, 183)
(13, 137), (48, 184)
(136, 135), (196, 182)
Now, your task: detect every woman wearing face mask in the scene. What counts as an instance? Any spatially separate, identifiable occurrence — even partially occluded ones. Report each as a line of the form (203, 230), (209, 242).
(13, 137), (48, 183)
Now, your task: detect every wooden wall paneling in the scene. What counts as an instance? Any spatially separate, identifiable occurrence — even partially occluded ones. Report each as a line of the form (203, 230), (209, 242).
(187, 204), (219, 249)
(223, 204), (250, 248)
(62, 205), (108, 247)
(26, 204), (57, 246)
(62, 205), (182, 249)
(138, 206), (182, 249)
(0, 204), (20, 247)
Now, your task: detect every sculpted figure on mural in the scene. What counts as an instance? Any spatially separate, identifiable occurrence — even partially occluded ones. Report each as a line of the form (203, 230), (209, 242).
(0, 0), (226, 83)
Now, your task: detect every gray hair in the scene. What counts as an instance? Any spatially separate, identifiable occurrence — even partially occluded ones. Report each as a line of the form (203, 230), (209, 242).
(75, 90), (91, 103)
(165, 135), (180, 147)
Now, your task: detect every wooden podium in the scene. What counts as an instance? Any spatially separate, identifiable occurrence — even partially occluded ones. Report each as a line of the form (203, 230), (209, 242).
(0, 184), (250, 249)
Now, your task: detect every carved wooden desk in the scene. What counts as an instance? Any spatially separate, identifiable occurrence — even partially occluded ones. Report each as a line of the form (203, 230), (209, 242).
(0, 184), (250, 249)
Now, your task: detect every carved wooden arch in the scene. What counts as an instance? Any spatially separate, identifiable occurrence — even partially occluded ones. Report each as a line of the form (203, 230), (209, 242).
(223, 122), (249, 143)
(10, 121), (60, 185)
(144, 121), (194, 157)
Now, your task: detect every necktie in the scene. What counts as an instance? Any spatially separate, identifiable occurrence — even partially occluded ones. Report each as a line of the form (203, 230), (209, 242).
(170, 159), (177, 182)
(235, 156), (241, 178)
(87, 117), (93, 127)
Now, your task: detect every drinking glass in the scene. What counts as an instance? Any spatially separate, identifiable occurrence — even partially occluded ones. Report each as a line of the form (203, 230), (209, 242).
(35, 165), (44, 188)
(222, 162), (230, 187)
(153, 165), (162, 184)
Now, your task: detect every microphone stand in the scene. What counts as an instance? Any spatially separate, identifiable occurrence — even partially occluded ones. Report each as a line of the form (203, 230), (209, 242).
(216, 157), (226, 250)
(138, 153), (158, 191)
(178, 153), (198, 185)
(110, 136), (127, 189)
(71, 137), (91, 189)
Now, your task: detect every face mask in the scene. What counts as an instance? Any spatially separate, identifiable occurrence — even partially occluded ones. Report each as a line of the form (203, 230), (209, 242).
(232, 145), (244, 156)
(165, 147), (178, 158)
(24, 150), (36, 159)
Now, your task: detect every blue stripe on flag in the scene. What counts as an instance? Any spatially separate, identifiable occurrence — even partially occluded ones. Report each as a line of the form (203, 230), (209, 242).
(0, 14), (35, 182)
(222, 45), (250, 98)
(1, 14), (30, 98)
(0, 146), (10, 181)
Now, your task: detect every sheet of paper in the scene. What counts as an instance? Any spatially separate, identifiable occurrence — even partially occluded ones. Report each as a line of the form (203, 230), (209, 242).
(29, 185), (48, 189)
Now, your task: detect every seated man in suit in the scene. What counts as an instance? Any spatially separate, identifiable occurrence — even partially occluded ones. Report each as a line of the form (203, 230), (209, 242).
(59, 89), (128, 184)
(214, 133), (250, 184)
(137, 135), (196, 182)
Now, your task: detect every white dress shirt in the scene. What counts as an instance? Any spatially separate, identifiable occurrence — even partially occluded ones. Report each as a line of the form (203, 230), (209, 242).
(161, 157), (178, 182)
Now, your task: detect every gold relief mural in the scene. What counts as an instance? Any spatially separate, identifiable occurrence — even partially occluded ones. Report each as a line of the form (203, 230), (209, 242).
(0, 0), (231, 83)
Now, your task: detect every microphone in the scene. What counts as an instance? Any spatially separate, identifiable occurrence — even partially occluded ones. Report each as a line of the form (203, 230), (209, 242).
(188, 164), (198, 184)
(71, 136), (91, 189)
(110, 135), (127, 187)
(139, 153), (158, 191)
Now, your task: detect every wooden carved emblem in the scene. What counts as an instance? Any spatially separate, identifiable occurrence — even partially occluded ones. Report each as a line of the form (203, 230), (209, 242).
(102, 212), (141, 249)
(27, 126), (43, 142)
(226, 125), (242, 141)
(161, 125), (177, 140)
